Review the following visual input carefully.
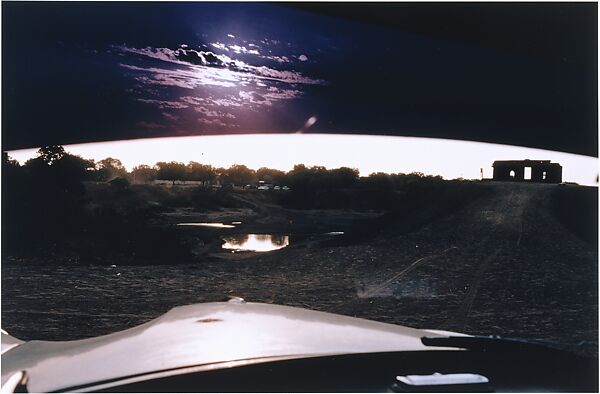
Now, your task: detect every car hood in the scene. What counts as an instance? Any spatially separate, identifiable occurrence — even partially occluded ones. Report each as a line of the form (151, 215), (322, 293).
(1, 301), (466, 392)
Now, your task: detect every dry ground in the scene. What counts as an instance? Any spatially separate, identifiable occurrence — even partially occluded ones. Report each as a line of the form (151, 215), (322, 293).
(2, 182), (597, 357)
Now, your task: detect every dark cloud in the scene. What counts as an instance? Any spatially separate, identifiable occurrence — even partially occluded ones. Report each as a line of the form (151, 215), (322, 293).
(250, 92), (266, 102)
(175, 48), (226, 67)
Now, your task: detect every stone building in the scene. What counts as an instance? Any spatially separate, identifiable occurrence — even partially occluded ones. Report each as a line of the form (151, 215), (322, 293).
(492, 160), (562, 183)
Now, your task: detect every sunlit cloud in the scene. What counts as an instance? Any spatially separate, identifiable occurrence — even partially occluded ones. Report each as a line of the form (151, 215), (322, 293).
(263, 55), (291, 63)
(238, 91), (265, 103)
(120, 46), (226, 67)
(180, 96), (204, 106)
(178, 85), (301, 110)
(195, 106), (236, 119)
(161, 112), (180, 121)
(135, 121), (164, 129)
(113, 38), (326, 133)
(195, 106), (221, 117)
(121, 64), (238, 89)
(206, 97), (244, 107)
(118, 45), (324, 85)
(211, 42), (229, 51)
(138, 99), (189, 109)
(181, 96), (243, 108)
(197, 117), (236, 128)
(212, 42), (260, 56)
(262, 38), (282, 46)
(237, 87), (302, 107)
(265, 86), (301, 99)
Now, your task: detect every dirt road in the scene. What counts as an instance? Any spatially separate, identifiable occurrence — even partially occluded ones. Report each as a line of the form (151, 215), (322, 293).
(351, 182), (597, 354)
(2, 182), (597, 356)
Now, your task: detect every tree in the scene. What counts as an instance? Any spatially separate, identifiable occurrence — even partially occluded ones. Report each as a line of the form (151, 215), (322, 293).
(286, 165), (358, 191)
(327, 167), (359, 188)
(23, 146), (95, 182)
(287, 164), (313, 192)
(131, 164), (158, 183)
(2, 153), (24, 207)
(2, 152), (20, 168)
(17, 146), (94, 244)
(156, 161), (187, 183)
(52, 153), (96, 182)
(256, 167), (286, 184)
(362, 172), (395, 190)
(221, 164), (256, 186)
(109, 176), (130, 192)
(187, 162), (216, 183)
(290, 164), (308, 173)
(37, 145), (66, 165)
(96, 157), (127, 181)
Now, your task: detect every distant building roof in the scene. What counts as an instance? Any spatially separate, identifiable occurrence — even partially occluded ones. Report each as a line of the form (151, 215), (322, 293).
(493, 160), (559, 167)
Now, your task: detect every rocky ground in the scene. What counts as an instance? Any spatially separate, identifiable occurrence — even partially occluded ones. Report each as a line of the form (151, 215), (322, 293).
(2, 182), (597, 358)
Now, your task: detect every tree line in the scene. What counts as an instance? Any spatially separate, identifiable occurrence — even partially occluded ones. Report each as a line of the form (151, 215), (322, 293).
(4, 145), (445, 189)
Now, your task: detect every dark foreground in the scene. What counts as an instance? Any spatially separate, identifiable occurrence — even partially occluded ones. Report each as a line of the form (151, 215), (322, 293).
(2, 182), (597, 358)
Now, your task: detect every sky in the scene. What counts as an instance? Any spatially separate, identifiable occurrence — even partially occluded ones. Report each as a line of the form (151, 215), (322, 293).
(2, 2), (597, 157)
(7, 134), (598, 186)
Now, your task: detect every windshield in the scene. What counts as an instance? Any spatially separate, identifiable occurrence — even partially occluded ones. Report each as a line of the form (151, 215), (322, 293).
(1, 0), (598, 386)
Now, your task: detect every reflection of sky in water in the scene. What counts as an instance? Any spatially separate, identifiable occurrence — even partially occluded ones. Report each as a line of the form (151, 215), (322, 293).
(222, 234), (289, 252)
(177, 223), (235, 228)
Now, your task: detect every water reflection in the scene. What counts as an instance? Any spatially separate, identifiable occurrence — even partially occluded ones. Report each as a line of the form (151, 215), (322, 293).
(177, 223), (235, 228)
(222, 234), (289, 252)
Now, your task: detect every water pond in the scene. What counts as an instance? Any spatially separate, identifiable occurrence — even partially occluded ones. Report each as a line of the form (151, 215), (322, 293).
(221, 234), (289, 252)
(177, 223), (236, 228)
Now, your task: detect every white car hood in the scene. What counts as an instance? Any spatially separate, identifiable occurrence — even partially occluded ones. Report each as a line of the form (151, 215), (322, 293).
(1, 301), (466, 392)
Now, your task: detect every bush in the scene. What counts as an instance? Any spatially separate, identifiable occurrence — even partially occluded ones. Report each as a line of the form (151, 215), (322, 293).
(109, 176), (130, 191)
